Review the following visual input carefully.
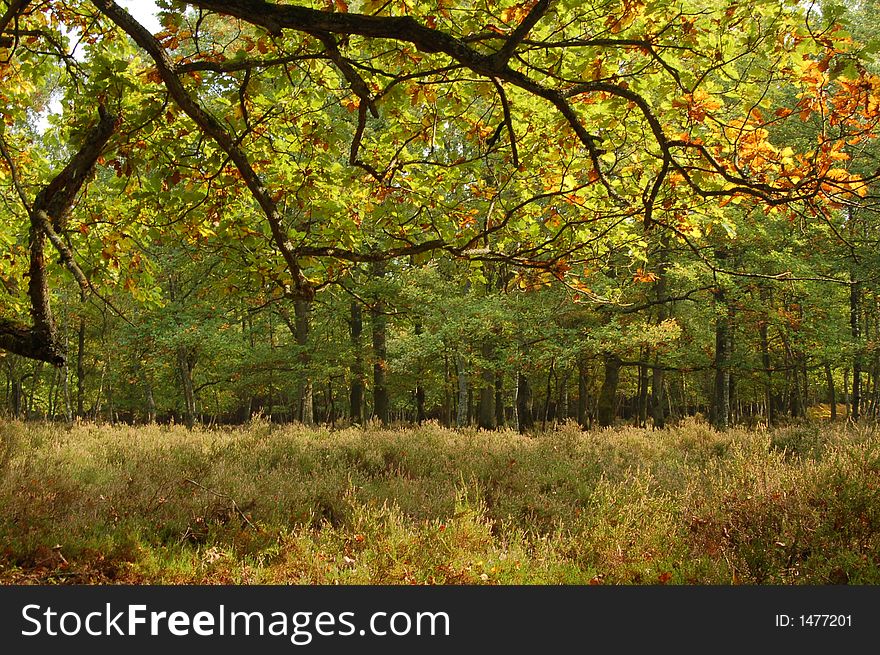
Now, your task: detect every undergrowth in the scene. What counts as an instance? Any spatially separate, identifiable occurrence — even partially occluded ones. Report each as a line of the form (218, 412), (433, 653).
(1, 418), (878, 585)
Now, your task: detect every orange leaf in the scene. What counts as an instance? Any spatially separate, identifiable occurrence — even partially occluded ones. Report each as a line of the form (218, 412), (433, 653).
(634, 268), (659, 283)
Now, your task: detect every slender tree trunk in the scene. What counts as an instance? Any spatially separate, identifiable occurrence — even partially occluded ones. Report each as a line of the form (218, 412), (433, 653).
(650, 364), (665, 429)
(542, 359), (555, 431)
(294, 298), (314, 425)
(477, 340), (495, 430)
(455, 353), (468, 428)
(368, 262), (389, 424)
(871, 349), (880, 419)
(494, 372), (504, 427)
(177, 347), (196, 429)
(349, 301), (364, 425)
(11, 377), (23, 419)
(597, 354), (621, 428)
(865, 296), (880, 419)
(61, 363), (72, 422)
(90, 362), (106, 421)
(650, 233), (670, 429)
(712, 287), (731, 431)
(48, 366), (58, 419)
(516, 369), (533, 433)
(326, 377), (337, 425)
(414, 320), (426, 424)
(637, 360), (649, 427)
(370, 303), (389, 425)
(76, 317), (86, 418)
(144, 376), (157, 424)
(141, 360), (156, 424)
(107, 375), (115, 425)
(851, 278), (862, 421)
(557, 370), (569, 423)
(443, 353), (452, 427)
(577, 357), (589, 429)
(825, 363), (836, 421)
(477, 377), (494, 428)
(759, 316), (774, 425)
(28, 362), (43, 419)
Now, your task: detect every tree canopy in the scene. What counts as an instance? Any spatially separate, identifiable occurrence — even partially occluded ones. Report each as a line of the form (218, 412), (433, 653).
(2, 0), (880, 429)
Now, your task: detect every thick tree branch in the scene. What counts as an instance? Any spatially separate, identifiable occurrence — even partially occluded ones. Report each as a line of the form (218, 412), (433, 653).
(92, 0), (312, 300)
(0, 107), (116, 365)
(314, 32), (378, 117)
(34, 105), (117, 231)
(33, 211), (90, 300)
(490, 0), (551, 66)
(175, 52), (323, 74)
(0, 0), (30, 38)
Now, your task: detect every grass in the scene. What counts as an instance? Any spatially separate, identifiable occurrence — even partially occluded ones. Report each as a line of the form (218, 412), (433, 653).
(1, 417), (879, 585)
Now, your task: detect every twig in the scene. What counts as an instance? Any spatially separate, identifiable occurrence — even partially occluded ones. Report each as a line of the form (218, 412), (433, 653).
(183, 478), (257, 530)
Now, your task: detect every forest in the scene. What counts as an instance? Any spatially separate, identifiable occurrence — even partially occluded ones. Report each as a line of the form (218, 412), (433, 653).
(2, 0), (880, 585)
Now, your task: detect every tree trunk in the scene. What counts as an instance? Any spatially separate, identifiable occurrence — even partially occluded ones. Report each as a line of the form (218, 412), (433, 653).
(557, 370), (569, 423)
(61, 363), (72, 422)
(443, 354), (452, 427)
(76, 317), (86, 418)
(650, 364), (665, 429)
(48, 366), (58, 419)
(326, 377), (336, 425)
(143, 367), (157, 424)
(649, 233), (670, 429)
(177, 347), (196, 429)
(494, 372), (504, 427)
(414, 320), (426, 424)
(455, 353), (468, 428)
(515, 369), (533, 433)
(477, 341), (495, 429)
(294, 298), (314, 425)
(871, 349), (880, 419)
(0, 107), (115, 366)
(637, 360), (648, 427)
(712, 293), (731, 431)
(759, 312), (774, 425)
(28, 362), (43, 419)
(825, 362), (836, 421)
(91, 362), (106, 421)
(577, 357), (589, 429)
(371, 300), (389, 425)
(597, 354), (621, 428)
(11, 377), (23, 419)
(542, 359), (555, 431)
(851, 278), (862, 421)
(349, 301), (365, 424)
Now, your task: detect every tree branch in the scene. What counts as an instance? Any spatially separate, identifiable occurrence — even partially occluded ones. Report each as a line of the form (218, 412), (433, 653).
(490, 0), (551, 66)
(92, 0), (312, 300)
(0, 107), (117, 365)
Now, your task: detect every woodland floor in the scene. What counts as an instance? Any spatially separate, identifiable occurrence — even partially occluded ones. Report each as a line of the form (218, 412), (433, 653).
(0, 418), (878, 584)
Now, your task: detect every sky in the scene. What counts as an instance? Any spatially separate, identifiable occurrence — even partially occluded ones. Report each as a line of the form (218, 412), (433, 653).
(36, 1), (163, 130)
(117, 0), (163, 34)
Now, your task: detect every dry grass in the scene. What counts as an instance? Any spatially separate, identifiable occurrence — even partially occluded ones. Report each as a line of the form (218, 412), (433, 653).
(1, 417), (878, 584)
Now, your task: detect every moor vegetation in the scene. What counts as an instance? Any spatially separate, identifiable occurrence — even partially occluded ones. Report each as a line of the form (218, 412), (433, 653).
(1, 419), (880, 585)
